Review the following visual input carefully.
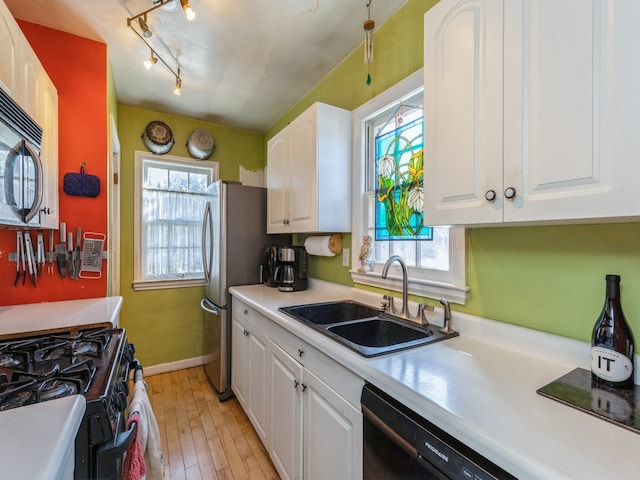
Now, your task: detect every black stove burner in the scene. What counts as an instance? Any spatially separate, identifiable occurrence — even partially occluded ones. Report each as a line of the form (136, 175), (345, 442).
(0, 327), (121, 411)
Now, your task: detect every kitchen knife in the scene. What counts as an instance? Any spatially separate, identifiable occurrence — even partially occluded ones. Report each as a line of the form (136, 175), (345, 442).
(48, 229), (54, 275)
(74, 227), (82, 280)
(67, 232), (74, 280)
(56, 222), (67, 278)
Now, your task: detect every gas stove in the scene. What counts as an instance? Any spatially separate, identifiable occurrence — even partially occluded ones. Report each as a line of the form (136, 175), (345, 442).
(0, 327), (137, 480)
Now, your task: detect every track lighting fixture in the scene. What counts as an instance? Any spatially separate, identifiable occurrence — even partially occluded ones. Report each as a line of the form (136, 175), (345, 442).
(138, 14), (152, 38)
(144, 50), (158, 70)
(127, 0), (195, 95)
(180, 0), (196, 20)
(173, 73), (182, 96)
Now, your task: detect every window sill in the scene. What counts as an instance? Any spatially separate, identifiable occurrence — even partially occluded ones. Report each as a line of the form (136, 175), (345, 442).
(350, 270), (469, 305)
(132, 278), (205, 291)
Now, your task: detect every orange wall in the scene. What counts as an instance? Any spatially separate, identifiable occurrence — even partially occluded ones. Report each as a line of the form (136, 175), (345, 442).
(0, 22), (108, 306)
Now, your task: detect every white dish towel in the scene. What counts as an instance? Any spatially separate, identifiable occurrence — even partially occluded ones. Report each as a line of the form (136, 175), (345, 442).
(128, 368), (165, 480)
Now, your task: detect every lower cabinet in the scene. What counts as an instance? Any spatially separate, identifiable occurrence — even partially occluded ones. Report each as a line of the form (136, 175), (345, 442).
(231, 304), (269, 444)
(231, 297), (363, 480)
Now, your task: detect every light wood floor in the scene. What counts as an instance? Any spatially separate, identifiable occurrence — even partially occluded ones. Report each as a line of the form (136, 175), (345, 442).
(144, 367), (280, 480)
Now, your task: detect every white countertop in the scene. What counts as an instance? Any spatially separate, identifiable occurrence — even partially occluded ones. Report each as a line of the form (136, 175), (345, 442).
(0, 395), (86, 480)
(230, 280), (640, 479)
(0, 296), (123, 337)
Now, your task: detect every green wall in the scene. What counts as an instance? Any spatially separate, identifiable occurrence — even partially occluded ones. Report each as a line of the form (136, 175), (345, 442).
(117, 104), (263, 367)
(272, 0), (640, 345)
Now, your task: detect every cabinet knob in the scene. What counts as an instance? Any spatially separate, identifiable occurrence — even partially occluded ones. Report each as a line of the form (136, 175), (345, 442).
(504, 187), (517, 200)
(485, 190), (497, 202)
(293, 380), (299, 389)
(283, 219), (290, 225)
(40, 207), (51, 214)
(243, 309), (248, 315)
(243, 329), (249, 336)
(298, 349), (304, 358)
(301, 383), (307, 392)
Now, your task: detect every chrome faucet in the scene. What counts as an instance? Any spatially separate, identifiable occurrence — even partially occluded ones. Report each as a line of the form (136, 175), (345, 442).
(381, 255), (419, 319)
(439, 297), (455, 335)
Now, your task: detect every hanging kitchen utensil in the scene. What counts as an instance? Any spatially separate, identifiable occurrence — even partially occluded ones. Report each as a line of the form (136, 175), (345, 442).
(37, 230), (45, 277)
(63, 163), (101, 198)
(56, 222), (67, 279)
(67, 231), (75, 280)
(186, 128), (215, 160)
(142, 120), (174, 154)
(79, 232), (106, 279)
(14, 231), (24, 286)
(24, 231), (37, 287)
(74, 227), (82, 280)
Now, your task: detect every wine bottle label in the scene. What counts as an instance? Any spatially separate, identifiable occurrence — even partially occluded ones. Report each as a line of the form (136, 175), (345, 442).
(591, 346), (634, 382)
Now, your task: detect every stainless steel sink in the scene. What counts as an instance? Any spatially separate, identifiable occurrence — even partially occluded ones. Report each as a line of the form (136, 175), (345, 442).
(279, 300), (457, 357)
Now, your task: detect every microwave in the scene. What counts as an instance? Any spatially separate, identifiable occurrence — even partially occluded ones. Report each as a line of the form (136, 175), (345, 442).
(0, 88), (44, 228)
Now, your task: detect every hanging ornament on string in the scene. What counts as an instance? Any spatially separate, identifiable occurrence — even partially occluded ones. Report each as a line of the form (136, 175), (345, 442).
(363, 0), (375, 85)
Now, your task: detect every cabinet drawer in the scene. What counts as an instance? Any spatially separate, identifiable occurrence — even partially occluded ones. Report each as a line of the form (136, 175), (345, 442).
(232, 298), (269, 336)
(270, 322), (363, 409)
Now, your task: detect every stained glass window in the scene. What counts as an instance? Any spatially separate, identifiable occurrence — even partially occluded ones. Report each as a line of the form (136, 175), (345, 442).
(374, 113), (432, 241)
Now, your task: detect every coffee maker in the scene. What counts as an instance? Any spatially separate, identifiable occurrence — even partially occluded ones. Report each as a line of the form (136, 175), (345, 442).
(274, 246), (308, 292)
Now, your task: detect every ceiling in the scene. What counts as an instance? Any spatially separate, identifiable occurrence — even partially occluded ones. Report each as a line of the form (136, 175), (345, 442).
(5, 0), (407, 132)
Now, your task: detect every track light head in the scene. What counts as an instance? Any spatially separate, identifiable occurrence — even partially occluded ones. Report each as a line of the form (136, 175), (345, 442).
(144, 53), (158, 70)
(138, 15), (152, 38)
(180, 0), (196, 20)
(173, 76), (182, 95)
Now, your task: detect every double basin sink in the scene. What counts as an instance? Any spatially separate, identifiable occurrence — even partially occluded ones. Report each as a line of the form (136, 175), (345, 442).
(279, 300), (458, 357)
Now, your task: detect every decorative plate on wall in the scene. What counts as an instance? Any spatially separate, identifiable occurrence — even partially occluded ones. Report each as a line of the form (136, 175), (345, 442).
(186, 128), (215, 160)
(142, 120), (174, 154)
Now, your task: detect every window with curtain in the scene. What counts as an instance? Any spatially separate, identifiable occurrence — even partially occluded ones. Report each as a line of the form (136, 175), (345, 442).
(133, 151), (218, 290)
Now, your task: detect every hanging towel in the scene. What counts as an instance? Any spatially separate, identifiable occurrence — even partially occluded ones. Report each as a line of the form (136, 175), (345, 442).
(128, 368), (165, 480)
(124, 412), (146, 480)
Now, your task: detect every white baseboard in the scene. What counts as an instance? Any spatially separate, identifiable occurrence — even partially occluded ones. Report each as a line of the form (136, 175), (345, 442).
(139, 356), (205, 377)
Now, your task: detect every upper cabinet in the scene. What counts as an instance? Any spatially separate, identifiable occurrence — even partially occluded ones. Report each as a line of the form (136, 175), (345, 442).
(424, 0), (640, 226)
(267, 102), (351, 234)
(0, 0), (19, 98)
(0, 2), (59, 228)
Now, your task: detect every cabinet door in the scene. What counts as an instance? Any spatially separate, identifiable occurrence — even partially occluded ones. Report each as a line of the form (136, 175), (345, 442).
(288, 106), (317, 232)
(303, 369), (362, 480)
(37, 71), (58, 228)
(246, 325), (269, 444)
(424, 0), (504, 225)
(231, 315), (248, 408)
(0, 0), (19, 97)
(267, 129), (289, 233)
(503, 0), (640, 222)
(269, 341), (303, 480)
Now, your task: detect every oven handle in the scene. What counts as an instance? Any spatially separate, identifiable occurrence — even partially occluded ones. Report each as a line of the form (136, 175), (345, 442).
(95, 419), (137, 477)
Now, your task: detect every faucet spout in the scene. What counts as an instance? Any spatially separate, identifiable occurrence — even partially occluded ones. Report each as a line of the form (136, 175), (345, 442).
(381, 255), (409, 317)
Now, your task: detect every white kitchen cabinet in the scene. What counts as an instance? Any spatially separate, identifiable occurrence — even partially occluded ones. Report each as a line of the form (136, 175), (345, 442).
(266, 102), (352, 234)
(230, 301), (270, 444)
(231, 297), (363, 480)
(424, 0), (640, 226)
(0, 0), (20, 97)
(268, 338), (362, 480)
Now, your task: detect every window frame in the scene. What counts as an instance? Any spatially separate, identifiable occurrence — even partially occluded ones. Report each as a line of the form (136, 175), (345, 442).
(133, 150), (219, 291)
(350, 69), (469, 304)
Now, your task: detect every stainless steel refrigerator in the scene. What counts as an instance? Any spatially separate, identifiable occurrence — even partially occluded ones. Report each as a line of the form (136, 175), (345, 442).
(200, 179), (288, 400)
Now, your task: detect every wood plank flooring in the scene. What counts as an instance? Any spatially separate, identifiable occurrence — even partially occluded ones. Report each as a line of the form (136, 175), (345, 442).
(144, 367), (280, 480)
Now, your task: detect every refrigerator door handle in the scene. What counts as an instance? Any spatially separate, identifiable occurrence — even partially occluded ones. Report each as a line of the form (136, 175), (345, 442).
(200, 297), (220, 315)
(201, 201), (213, 284)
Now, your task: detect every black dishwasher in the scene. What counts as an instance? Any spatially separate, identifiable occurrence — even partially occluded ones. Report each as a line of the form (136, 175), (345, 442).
(361, 383), (517, 480)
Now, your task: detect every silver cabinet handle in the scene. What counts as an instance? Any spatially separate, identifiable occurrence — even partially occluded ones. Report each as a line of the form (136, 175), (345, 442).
(504, 187), (516, 200)
(485, 190), (497, 202)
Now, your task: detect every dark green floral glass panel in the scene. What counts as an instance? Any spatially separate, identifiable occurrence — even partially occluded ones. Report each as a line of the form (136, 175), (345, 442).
(375, 117), (432, 241)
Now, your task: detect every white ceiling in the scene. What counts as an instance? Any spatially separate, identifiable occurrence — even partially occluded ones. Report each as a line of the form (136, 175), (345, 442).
(5, 0), (407, 132)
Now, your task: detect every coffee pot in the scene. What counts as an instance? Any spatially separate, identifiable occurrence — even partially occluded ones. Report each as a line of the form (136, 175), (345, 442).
(274, 246), (308, 292)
